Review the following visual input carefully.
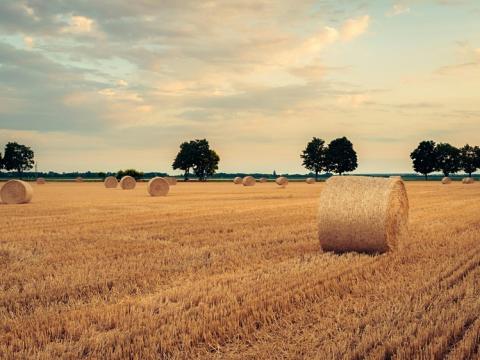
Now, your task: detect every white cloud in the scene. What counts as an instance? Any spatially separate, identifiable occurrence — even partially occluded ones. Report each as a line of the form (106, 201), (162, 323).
(387, 3), (411, 17)
(340, 15), (370, 41)
(61, 16), (95, 34)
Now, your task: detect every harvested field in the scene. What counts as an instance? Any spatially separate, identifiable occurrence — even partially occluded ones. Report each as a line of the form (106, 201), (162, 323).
(1, 181), (480, 359)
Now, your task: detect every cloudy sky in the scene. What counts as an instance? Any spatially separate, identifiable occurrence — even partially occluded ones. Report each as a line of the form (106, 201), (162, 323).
(0, 0), (479, 174)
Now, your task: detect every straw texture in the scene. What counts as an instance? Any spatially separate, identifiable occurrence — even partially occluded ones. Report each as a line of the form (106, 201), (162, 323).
(36, 178), (46, 185)
(275, 176), (288, 187)
(306, 178), (315, 184)
(242, 176), (256, 186)
(318, 176), (409, 254)
(147, 177), (170, 196)
(0, 180), (33, 204)
(233, 177), (242, 185)
(120, 176), (136, 190)
(259, 177), (268, 183)
(104, 176), (118, 188)
(441, 177), (452, 184)
(463, 177), (475, 184)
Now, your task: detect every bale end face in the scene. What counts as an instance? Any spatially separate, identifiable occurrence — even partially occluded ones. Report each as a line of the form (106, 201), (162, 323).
(104, 176), (118, 188)
(318, 176), (409, 254)
(306, 178), (315, 184)
(242, 176), (256, 186)
(148, 177), (170, 196)
(275, 176), (288, 187)
(441, 177), (452, 184)
(166, 177), (177, 186)
(120, 176), (136, 190)
(233, 177), (242, 184)
(463, 177), (475, 184)
(75, 177), (83, 183)
(0, 180), (33, 204)
(259, 177), (268, 183)
(36, 178), (46, 185)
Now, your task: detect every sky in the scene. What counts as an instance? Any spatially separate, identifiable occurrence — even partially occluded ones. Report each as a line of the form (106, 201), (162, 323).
(0, 0), (479, 174)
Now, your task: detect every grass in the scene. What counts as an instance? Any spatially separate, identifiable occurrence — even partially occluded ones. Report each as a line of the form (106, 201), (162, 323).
(1, 181), (479, 359)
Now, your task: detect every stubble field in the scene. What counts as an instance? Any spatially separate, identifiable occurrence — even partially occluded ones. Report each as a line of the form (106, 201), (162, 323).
(1, 181), (480, 359)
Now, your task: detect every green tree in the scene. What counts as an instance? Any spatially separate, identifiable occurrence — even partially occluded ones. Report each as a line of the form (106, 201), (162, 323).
(117, 169), (144, 180)
(460, 144), (479, 177)
(3, 142), (35, 178)
(97, 172), (107, 180)
(325, 137), (358, 175)
(173, 139), (220, 181)
(172, 141), (195, 180)
(301, 137), (327, 181)
(435, 143), (460, 177)
(410, 140), (438, 180)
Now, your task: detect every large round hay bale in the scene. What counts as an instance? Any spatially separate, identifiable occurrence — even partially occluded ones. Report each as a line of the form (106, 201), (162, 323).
(318, 176), (409, 254)
(36, 177), (46, 185)
(147, 177), (170, 196)
(463, 177), (475, 184)
(258, 177), (268, 183)
(75, 177), (83, 183)
(441, 177), (452, 184)
(306, 177), (315, 184)
(0, 180), (33, 204)
(166, 177), (177, 186)
(233, 177), (242, 184)
(120, 175), (136, 190)
(104, 176), (118, 188)
(275, 176), (288, 187)
(242, 176), (256, 186)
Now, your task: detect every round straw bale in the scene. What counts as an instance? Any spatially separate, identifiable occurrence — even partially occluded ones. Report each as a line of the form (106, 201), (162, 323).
(75, 177), (83, 183)
(306, 177), (315, 184)
(275, 176), (288, 187)
(120, 175), (136, 190)
(463, 177), (475, 184)
(1, 180), (33, 204)
(242, 176), (256, 186)
(441, 177), (452, 184)
(258, 177), (268, 183)
(318, 176), (409, 254)
(147, 177), (170, 196)
(104, 176), (118, 188)
(166, 177), (177, 186)
(36, 177), (46, 185)
(233, 177), (242, 184)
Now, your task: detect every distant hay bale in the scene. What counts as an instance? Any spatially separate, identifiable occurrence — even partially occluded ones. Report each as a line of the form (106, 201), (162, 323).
(242, 176), (256, 186)
(463, 177), (475, 184)
(166, 177), (177, 186)
(318, 176), (409, 254)
(147, 177), (170, 196)
(104, 176), (118, 188)
(275, 176), (288, 187)
(75, 177), (83, 183)
(442, 177), (452, 184)
(0, 180), (33, 204)
(258, 177), (268, 183)
(233, 177), (242, 184)
(306, 177), (315, 184)
(36, 178), (46, 185)
(390, 176), (402, 180)
(120, 175), (136, 190)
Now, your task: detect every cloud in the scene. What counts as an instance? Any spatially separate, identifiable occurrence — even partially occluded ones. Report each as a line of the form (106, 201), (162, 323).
(340, 15), (370, 41)
(23, 36), (34, 48)
(387, 3), (411, 17)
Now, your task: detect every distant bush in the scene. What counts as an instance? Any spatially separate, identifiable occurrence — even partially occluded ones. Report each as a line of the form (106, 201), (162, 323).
(117, 169), (144, 180)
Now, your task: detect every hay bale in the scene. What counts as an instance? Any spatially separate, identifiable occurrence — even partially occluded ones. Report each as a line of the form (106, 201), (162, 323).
(242, 176), (256, 186)
(120, 175), (136, 190)
(166, 177), (177, 186)
(275, 176), (288, 187)
(390, 176), (402, 180)
(259, 177), (268, 183)
(0, 180), (33, 204)
(441, 177), (452, 184)
(318, 176), (409, 254)
(36, 177), (46, 185)
(75, 177), (83, 183)
(147, 177), (170, 196)
(306, 178), (315, 184)
(104, 176), (118, 188)
(463, 177), (475, 184)
(233, 177), (242, 184)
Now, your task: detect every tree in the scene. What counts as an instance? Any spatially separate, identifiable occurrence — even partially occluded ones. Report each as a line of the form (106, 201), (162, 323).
(172, 141), (195, 180)
(97, 172), (107, 180)
(117, 169), (144, 180)
(172, 139), (220, 181)
(435, 143), (460, 177)
(301, 137), (327, 181)
(460, 144), (479, 177)
(325, 137), (358, 175)
(3, 142), (35, 178)
(410, 140), (438, 180)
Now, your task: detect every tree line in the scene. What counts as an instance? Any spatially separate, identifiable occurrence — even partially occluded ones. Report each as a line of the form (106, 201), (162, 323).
(410, 141), (480, 180)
